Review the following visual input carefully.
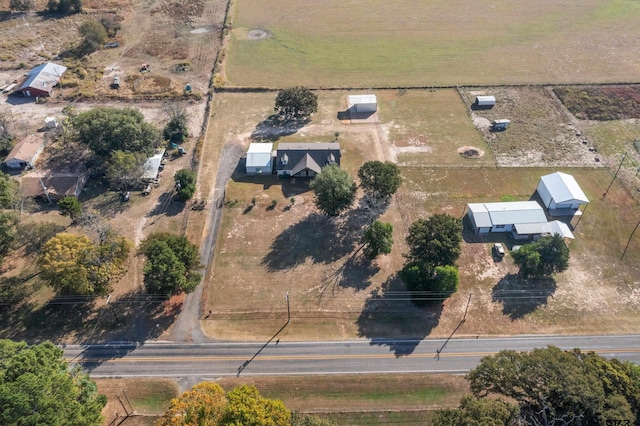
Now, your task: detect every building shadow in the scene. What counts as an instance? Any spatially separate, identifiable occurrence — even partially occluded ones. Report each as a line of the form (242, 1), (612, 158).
(357, 274), (443, 357)
(336, 107), (375, 121)
(250, 115), (308, 142)
(492, 273), (557, 320)
(470, 104), (494, 111)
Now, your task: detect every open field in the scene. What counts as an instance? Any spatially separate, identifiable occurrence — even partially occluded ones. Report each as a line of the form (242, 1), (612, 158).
(225, 0), (640, 88)
(201, 89), (640, 345)
(218, 374), (469, 425)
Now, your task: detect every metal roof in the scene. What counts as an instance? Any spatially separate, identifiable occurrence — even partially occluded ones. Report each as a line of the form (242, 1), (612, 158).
(539, 172), (589, 204)
(246, 143), (273, 168)
(3, 134), (44, 163)
(15, 62), (67, 94)
(468, 201), (547, 227)
(142, 150), (165, 180)
(276, 142), (340, 151)
(514, 221), (574, 239)
(348, 94), (377, 106)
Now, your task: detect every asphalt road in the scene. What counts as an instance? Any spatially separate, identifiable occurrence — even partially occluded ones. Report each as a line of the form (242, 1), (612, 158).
(64, 334), (640, 378)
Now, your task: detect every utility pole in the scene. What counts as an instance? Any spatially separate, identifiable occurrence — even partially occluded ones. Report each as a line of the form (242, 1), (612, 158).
(603, 151), (627, 200)
(106, 294), (122, 326)
(285, 291), (290, 324)
(622, 217), (640, 260)
(462, 292), (472, 322)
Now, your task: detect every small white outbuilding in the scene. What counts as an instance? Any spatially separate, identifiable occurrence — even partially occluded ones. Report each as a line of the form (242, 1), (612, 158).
(245, 143), (274, 174)
(348, 94), (377, 113)
(536, 172), (589, 216)
(475, 96), (496, 107)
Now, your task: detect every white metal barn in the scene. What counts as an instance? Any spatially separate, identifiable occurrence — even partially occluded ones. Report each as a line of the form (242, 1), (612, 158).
(467, 201), (548, 234)
(475, 96), (496, 107)
(536, 172), (589, 216)
(245, 143), (274, 174)
(348, 95), (377, 113)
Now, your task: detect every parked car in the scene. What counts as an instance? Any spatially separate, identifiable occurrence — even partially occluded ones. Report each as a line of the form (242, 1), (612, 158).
(493, 243), (505, 258)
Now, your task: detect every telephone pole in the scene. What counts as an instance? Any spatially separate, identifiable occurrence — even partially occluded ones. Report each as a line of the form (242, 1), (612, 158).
(603, 151), (627, 200)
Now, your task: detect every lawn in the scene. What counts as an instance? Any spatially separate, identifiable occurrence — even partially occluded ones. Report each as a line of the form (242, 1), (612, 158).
(225, 0), (640, 87)
(201, 89), (640, 342)
(218, 374), (468, 425)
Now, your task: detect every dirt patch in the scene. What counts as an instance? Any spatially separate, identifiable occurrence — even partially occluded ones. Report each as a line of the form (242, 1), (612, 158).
(457, 146), (484, 159)
(247, 29), (271, 40)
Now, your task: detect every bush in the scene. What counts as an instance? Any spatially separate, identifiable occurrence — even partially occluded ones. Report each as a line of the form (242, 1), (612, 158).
(174, 169), (197, 201)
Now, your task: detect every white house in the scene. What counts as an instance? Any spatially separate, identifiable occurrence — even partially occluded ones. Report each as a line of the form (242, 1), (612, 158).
(3, 134), (45, 169)
(467, 201), (548, 234)
(536, 172), (589, 216)
(348, 94), (377, 113)
(245, 142), (274, 174)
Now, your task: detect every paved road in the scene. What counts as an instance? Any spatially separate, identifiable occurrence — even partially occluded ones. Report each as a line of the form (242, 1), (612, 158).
(64, 334), (640, 378)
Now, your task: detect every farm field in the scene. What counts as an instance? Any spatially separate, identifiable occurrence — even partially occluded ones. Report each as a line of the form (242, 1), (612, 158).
(201, 89), (640, 344)
(225, 0), (640, 88)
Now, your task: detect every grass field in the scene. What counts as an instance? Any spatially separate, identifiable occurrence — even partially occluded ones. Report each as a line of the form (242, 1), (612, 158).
(226, 0), (640, 88)
(218, 374), (468, 425)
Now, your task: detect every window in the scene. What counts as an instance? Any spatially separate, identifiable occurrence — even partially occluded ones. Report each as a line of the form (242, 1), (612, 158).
(495, 224), (506, 229)
(281, 153), (288, 165)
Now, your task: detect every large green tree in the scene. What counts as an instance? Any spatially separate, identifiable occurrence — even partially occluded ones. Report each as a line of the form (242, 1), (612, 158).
(78, 19), (107, 51)
(405, 214), (462, 267)
(0, 339), (106, 426)
(309, 164), (357, 216)
(467, 346), (640, 425)
(512, 234), (570, 278)
(72, 107), (160, 159)
(274, 87), (318, 121)
(0, 171), (19, 209)
(163, 102), (189, 143)
(0, 212), (19, 263)
(432, 395), (519, 426)
(363, 221), (393, 260)
(10, 0), (34, 12)
(399, 263), (459, 303)
(357, 161), (402, 201)
(158, 382), (290, 426)
(58, 196), (82, 222)
(140, 233), (201, 295)
(174, 169), (197, 201)
(105, 150), (146, 190)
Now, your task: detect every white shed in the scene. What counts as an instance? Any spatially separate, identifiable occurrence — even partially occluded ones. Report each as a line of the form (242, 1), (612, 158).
(537, 172), (589, 215)
(348, 94), (377, 113)
(475, 96), (496, 107)
(246, 143), (274, 174)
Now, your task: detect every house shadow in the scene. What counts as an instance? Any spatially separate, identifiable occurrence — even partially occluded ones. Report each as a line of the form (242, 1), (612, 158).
(262, 209), (367, 272)
(357, 274), (443, 357)
(336, 107), (375, 121)
(492, 273), (557, 320)
(470, 104), (494, 111)
(250, 115), (308, 142)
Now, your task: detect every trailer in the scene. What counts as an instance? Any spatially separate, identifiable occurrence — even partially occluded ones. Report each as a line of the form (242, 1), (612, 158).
(491, 119), (511, 131)
(475, 95), (496, 107)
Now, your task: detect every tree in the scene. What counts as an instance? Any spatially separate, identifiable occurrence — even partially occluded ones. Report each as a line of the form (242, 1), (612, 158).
(0, 108), (15, 155)
(9, 0), (34, 12)
(363, 221), (393, 259)
(105, 150), (146, 190)
(47, 0), (81, 14)
(174, 169), (197, 201)
(159, 383), (290, 426)
(38, 232), (130, 295)
(291, 412), (336, 426)
(399, 263), (459, 303)
(309, 164), (357, 216)
(512, 234), (569, 278)
(274, 87), (318, 121)
(358, 161), (402, 201)
(163, 102), (189, 143)
(78, 19), (107, 52)
(38, 233), (94, 295)
(223, 385), (290, 426)
(405, 214), (462, 267)
(467, 346), (639, 425)
(158, 382), (227, 426)
(140, 233), (201, 295)
(72, 107), (160, 159)
(432, 396), (519, 426)
(0, 212), (19, 263)
(0, 340), (106, 426)
(58, 196), (82, 221)
(0, 171), (19, 209)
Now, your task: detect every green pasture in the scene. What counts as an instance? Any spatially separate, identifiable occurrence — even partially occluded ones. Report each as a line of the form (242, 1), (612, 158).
(227, 0), (640, 87)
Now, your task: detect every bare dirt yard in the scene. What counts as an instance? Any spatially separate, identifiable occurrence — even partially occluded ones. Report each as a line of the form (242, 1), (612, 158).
(200, 88), (640, 348)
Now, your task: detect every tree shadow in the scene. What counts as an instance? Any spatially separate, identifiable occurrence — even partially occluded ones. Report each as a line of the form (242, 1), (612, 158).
(250, 115), (309, 142)
(492, 273), (557, 320)
(337, 255), (380, 291)
(82, 189), (131, 218)
(357, 275), (443, 357)
(261, 209), (368, 272)
(146, 191), (184, 217)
